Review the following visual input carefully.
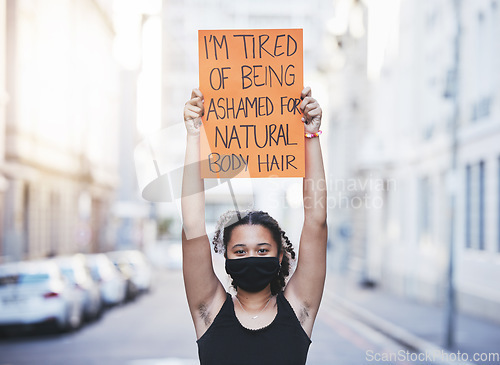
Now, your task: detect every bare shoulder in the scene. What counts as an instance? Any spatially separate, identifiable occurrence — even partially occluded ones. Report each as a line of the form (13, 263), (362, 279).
(191, 284), (227, 340)
(281, 222), (328, 337)
(283, 285), (319, 338)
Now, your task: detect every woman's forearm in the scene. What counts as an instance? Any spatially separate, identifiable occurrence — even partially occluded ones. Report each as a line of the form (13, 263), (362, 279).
(299, 86), (327, 225)
(182, 89), (206, 238)
(303, 136), (327, 224)
(182, 133), (206, 238)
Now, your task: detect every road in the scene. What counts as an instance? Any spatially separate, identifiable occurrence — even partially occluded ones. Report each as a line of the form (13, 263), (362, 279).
(0, 268), (416, 365)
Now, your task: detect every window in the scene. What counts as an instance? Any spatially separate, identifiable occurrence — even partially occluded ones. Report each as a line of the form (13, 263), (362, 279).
(418, 176), (432, 245)
(479, 161), (485, 250)
(470, 9), (494, 122)
(465, 161), (486, 250)
(498, 157), (500, 252)
(466, 165), (471, 248)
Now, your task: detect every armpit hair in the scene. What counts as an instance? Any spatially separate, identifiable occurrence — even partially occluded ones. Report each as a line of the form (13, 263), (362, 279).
(298, 302), (311, 325)
(199, 303), (212, 326)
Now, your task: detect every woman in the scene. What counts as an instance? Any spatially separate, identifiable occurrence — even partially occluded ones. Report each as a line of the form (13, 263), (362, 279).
(182, 86), (327, 365)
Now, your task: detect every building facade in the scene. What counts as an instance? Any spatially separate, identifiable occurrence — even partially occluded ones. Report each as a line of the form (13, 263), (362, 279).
(330, 0), (500, 323)
(0, 0), (7, 255)
(0, 0), (121, 261)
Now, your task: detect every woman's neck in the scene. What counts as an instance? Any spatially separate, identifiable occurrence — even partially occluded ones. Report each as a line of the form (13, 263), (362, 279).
(236, 286), (273, 310)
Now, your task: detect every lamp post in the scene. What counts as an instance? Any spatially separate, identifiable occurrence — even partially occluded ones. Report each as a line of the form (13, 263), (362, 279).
(443, 0), (462, 350)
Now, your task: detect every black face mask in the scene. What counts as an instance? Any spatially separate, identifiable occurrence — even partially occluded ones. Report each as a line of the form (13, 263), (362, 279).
(225, 257), (280, 292)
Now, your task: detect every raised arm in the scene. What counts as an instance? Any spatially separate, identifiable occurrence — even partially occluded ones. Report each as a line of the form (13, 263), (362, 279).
(285, 86), (328, 337)
(182, 89), (206, 238)
(182, 89), (226, 339)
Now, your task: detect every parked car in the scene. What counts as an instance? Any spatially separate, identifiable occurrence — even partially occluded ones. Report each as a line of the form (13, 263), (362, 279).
(0, 260), (83, 332)
(53, 254), (102, 321)
(106, 250), (153, 294)
(107, 257), (138, 301)
(85, 253), (126, 307)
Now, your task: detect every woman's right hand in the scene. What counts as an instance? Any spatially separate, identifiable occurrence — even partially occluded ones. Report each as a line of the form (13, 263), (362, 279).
(184, 88), (204, 136)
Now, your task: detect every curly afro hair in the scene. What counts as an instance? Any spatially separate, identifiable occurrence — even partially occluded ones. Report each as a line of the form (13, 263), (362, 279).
(213, 210), (296, 295)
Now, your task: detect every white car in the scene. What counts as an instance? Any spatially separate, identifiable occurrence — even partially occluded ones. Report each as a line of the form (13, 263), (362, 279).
(106, 250), (153, 293)
(85, 253), (126, 306)
(0, 260), (83, 332)
(53, 254), (102, 321)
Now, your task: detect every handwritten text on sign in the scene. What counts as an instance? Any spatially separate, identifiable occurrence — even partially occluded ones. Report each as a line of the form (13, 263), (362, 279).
(198, 29), (304, 178)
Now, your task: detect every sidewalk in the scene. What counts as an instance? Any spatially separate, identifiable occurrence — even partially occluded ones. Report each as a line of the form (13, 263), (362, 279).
(324, 272), (500, 364)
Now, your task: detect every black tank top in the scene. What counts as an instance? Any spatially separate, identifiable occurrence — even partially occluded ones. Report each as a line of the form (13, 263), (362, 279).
(197, 292), (311, 365)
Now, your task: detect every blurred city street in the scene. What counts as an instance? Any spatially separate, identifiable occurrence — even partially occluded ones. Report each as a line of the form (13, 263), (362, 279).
(0, 266), (432, 365)
(0, 268), (199, 365)
(1, 0), (500, 364)
(2, 263), (499, 365)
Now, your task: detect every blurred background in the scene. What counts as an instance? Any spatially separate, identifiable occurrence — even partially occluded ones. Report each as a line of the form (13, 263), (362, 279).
(0, 0), (500, 364)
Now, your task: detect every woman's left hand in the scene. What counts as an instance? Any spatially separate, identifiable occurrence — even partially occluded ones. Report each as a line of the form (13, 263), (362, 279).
(300, 86), (322, 134)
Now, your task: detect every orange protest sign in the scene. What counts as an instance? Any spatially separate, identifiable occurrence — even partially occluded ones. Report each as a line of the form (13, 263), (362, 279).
(198, 29), (304, 178)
